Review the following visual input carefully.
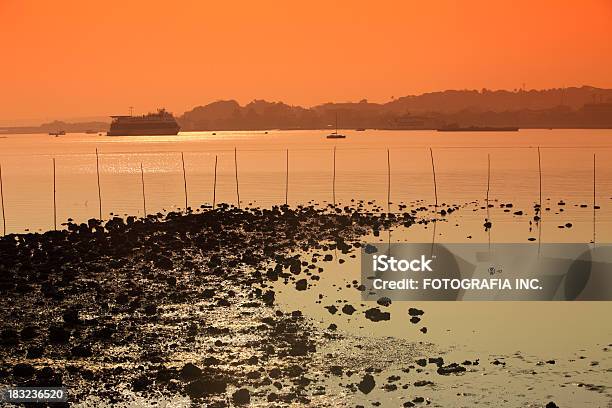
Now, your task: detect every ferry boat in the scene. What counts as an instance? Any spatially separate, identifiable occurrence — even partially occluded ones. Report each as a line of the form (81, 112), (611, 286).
(107, 108), (180, 136)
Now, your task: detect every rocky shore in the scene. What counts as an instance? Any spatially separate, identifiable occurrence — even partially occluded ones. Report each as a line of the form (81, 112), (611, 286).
(0, 204), (425, 406)
(0, 203), (607, 407)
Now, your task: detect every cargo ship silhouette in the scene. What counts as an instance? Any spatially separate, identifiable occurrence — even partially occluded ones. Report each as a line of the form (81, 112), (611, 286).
(107, 108), (180, 136)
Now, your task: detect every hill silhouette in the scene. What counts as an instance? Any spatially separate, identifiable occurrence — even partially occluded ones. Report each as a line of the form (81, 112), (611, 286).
(178, 86), (612, 130)
(2, 86), (612, 133)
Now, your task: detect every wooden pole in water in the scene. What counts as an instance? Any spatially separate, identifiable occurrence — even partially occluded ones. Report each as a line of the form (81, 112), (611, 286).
(52, 158), (57, 231)
(0, 163), (6, 236)
(332, 146), (336, 207)
(95, 148), (102, 220)
(234, 147), (240, 209)
(537, 147), (542, 213)
(429, 148), (438, 214)
(593, 153), (596, 244)
(537, 147), (543, 252)
(213, 155), (218, 208)
(486, 153), (491, 220)
(285, 149), (289, 206)
(181, 152), (188, 211)
(387, 148), (391, 213)
(140, 162), (147, 217)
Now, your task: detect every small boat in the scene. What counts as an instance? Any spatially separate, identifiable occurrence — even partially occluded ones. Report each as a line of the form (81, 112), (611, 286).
(355, 128), (366, 131)
(326, 112), (346, 139)
(49, 130), (66, 136)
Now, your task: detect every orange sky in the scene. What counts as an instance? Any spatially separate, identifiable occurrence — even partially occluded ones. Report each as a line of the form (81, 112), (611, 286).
(1, 0), (611, 123)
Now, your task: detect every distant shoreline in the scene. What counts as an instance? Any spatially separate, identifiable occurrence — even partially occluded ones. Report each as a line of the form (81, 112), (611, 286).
(3, 126), (612, 136)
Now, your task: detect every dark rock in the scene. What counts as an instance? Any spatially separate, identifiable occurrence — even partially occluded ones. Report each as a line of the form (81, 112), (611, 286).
(20, 326), (37, 341)
(185, 376), (227, 398)
(13, 363), (35, 377)
(27, 346), (44, 359)
(1, 329), (18, 345)
(364, 308), (390, 322)
(48, 326), (71, 343)
(132, 375), (151, 391)
(428, 357), (444, 367)
(408, 308), (424, 316)
(262, 290), (275, 306)
(180, 363), (202, 380)
(203, 356), (220, 366)
(377, 297), (392, 307)
(154, 255), (174, 270)
(357, 374), (375, 394)
(232, 388), (250, 405)
(268, 368), (281, 378)
(295, 279), (308, 291)
(71, 344), (93, 358)
(437, 363), (466, 375)
(364, 244), (378, 254)
(144, 304), (157, 316)
(342, 304), (356, 315)
(62, 309), (81, 325)
(330, 365), (343, 376)
(37, 366), (55, 379)
(325, 305), (338, 314)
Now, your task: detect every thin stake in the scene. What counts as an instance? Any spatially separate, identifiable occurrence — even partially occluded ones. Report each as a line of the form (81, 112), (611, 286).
(213, 155), (218, 208)
(537, 148), (543, 253)
(53, 158), (57, 231)
(429, 148), (438, 213)
(95, 148), (102, 220)
(234, 147), (240, 209)
(285, 149), (289, 206)
(537, 147), (542, 213)
(332, 146), (336, 207)
(486, 153), (491, 220)
(387, 148), (391, 213)
(0, 163), (5, 235)
(181, 152), (188, 211)
(593, 153), (596, 244)
(140, 162), (147, 217)
(486, 153), (493, 251)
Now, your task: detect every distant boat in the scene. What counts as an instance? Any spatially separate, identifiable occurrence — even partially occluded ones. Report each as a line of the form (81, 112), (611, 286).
(437, 125), (519, 132)
(326, 112), (347, 139)
(49, 130), (66, 136)
(355, 128), (366, 131)
(84, 129), (97, 134)
(108, 108), (180, 136)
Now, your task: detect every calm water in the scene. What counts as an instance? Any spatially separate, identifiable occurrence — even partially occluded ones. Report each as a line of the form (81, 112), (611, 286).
(1, 129), (612, 235)
(2, 130), (610, 406)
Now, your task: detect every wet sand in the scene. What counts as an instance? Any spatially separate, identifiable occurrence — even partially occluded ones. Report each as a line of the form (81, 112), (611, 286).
(0, 201), (610, 407)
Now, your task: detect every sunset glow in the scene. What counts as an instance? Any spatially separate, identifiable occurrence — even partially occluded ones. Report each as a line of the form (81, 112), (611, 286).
(2, 0), (611, 121)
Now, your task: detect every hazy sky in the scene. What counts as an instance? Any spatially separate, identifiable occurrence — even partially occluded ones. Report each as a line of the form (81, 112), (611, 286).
(1, 0), (611, 122)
